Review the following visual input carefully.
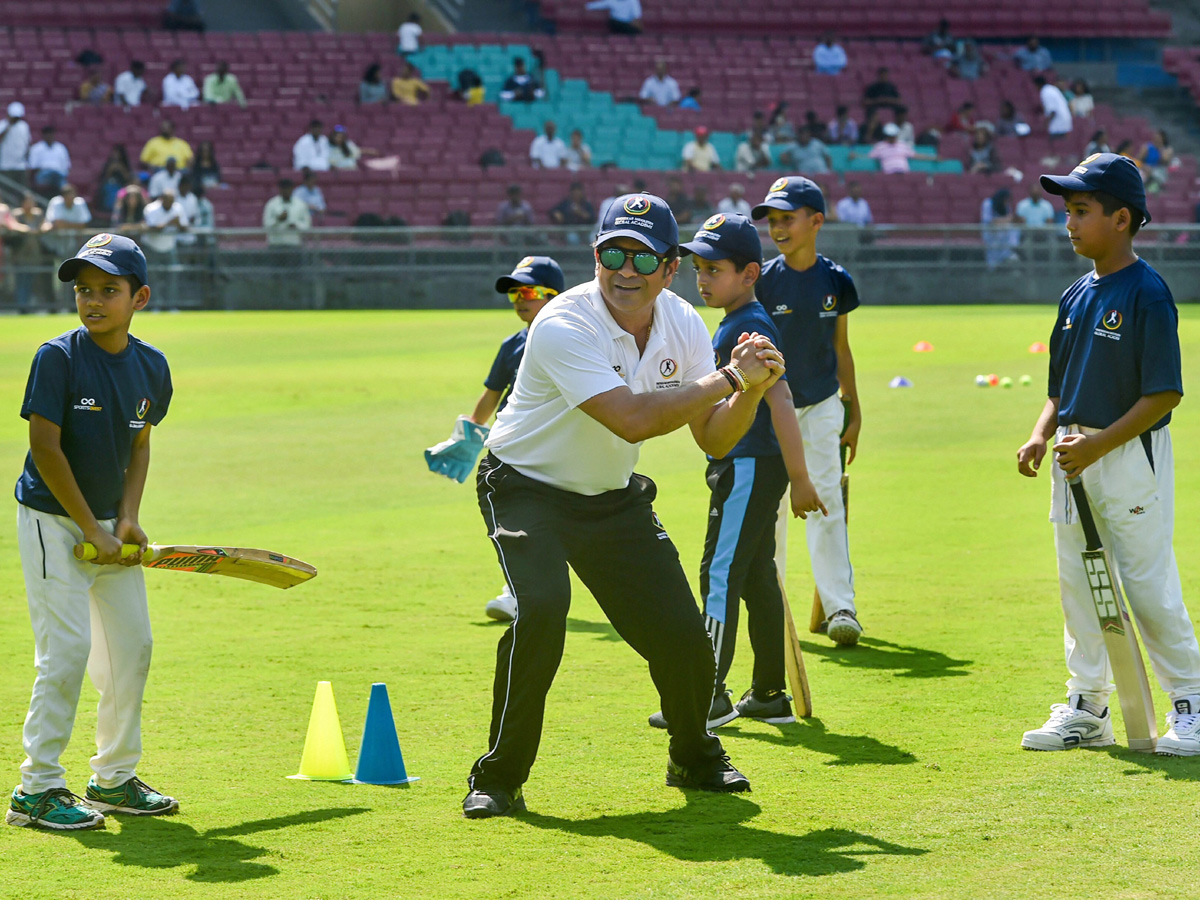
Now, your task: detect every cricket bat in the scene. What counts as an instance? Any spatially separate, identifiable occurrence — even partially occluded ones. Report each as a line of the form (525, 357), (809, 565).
(811, 396), (852, 633)
(778, 572), (813, 718)
(1067, 480), (1157, 751)
(74, 543), (318, 589)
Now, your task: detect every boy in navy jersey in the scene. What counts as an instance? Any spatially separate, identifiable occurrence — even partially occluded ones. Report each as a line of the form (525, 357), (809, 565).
(648, 214), (826, 729)
(1017, 153), (1200, 755)
(753, 177), (864, 646)
(471, 256), (564, 622)
(9, 234), (177, 831)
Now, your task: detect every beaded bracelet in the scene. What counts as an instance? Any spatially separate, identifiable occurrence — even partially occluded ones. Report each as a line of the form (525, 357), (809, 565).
(728, 364), (750, 392)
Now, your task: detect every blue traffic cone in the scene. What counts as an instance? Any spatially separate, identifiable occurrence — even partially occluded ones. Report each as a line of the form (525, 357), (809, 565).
(353, 683), (419, 785)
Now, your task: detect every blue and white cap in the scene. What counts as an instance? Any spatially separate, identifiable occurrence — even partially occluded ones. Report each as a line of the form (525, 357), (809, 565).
(58, 233), (149, 286)
(751, 175), (826, 219)
(595, 193), (680, 255)
(680, 213), (763, 264)
(1040, 152), (1151, 224)
(495, 255), (566, 293)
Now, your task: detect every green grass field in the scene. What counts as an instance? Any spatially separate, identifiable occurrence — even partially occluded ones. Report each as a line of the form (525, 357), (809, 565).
(1, 306), (1198, 899)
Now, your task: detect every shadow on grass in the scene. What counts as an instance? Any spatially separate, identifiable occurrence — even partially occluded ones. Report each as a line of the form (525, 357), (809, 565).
(70, 807), (369, 882)
(799, 636), (972, 679)
(721, 717), (918, 766)
(471, 618), (624, 642)
(1105, 746), (1200, 782)
(519, 793), (927, 876)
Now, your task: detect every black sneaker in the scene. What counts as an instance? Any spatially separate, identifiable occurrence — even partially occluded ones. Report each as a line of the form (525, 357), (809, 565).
(734, 689), (795, 724)
(462, 785), (525, 819)
(666, 755), (751, 793)
(648, 691), (740, 730)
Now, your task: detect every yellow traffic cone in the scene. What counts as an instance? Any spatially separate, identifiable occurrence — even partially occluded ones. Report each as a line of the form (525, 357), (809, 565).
(287, 681), (353, 781)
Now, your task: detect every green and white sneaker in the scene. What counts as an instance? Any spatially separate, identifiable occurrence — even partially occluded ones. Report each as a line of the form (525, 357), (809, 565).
(85, 776), (179, 816)
(6, 787), (106, 831)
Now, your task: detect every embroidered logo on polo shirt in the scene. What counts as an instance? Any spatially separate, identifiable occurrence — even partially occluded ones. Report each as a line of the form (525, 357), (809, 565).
(1102, 310), (1122, 330)
(1129, 506), (1145, 515)
(822, 294), (838, 311)
(73, 397), (102, 411)
(659, 358), (677, 378)
(772, 304), (791, 315)
(623, 196), (651, 215)
(136, 398), (150, 420)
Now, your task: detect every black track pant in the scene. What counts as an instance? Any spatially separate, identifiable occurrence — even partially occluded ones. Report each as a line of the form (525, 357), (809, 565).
(699, 455), (789, 698)
(470, 453), (726, 792)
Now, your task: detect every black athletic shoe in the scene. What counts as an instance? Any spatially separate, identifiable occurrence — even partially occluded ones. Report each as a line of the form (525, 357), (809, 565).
(666, 755), (751, 793)
(462, 785), (525, 819)
(734, 689), (795, 724)
(648, 691), (740, 730)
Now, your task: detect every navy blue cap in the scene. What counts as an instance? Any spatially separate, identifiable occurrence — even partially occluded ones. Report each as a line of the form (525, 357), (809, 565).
(1040, 153), (1151, 224)
(58, 233), (149, 286)
(680, 213), (763, 264)
(595, 193), (679, 255)
(494, 255), (566, 293)
(751, 175), (826, 219)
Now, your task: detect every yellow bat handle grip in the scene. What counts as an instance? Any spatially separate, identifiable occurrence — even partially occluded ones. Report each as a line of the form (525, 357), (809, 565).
(73, 543), (142, 561)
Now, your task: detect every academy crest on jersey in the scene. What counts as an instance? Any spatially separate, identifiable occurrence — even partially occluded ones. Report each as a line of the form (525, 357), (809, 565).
(1102, 309), (1122, 330)
(86, 233), (114, 248)
(822, 294), (838, 311)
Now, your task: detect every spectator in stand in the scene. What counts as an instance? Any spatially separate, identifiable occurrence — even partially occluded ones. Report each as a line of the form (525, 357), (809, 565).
(779, 125), (832, 174)
(798, 110), (823, 142)
(359, 63), (388, 105)
(142, 188), (188, 254)
(529, 120), (569, 169)
(745, 110), (768, 143)
(293, 119), (331, 172)
(966, 124), (1000, 174)
(585, 0), (643, 35)
(454, 68), (485, 105)
(203, 61), (246, 107)
(193, 140), (221, 188)
(664, 175), (693, 223)
(827, 105), (858, 145)
(45, 183), (91, 230)
(1084, 129), (1111, 157)
(1068, 78), (1093, 118)
(397, 12), (422, 56)
(148, 157), (182, 199)
(858, 122), (936, 173)
(564, 129), (592, 171)
(163, 0), (205, 32)
(162, 59), (200, 110)
(499, 58), (543, 102)
(92, 145), (132, 214)
(329, 126), (363, 170)
(496, 184), (534, 226)
(5, 192), (46, 310)
(187, 182), (214, 229)
(1013, 37), (1052, 73)
(996, 100), (1029, 137)
(835, 180), (873, 226)
(597, 182), (631, 228)
(766, 105), (795, 144)
(1015, 181), (1055, 226)
(951, 41), (986, 81)
(679, 88), (702, 111)
(391, 61), (430, 106)
(0, 102), (32, 187)
(980, 188), (1019, 268)
(111, 184), (147, 228)
(681, 127), (720, 172)
(716, 182), (752, 217)
(690, 185), (712, 222)
(78, 66), (113, 105)
(734, 132), (771, 173)
(862, 67), (903, 118)
(893, 106), (916, 145)
(293, 168), (326, 216)
(1139, 129), (1174, 192)
(549, 181), (595, 241)
(263, 178), (311, 245)
(27, 126), (71, 194)
(922, 18), (957, 61)
(1115, 139), (1140, 167)
(945, 100), (976, 135)
(1035, 75), (1072, 138)
(114, 61), (148, 107)
(813, 33), (847, 76)
(639, 59), (681, 107)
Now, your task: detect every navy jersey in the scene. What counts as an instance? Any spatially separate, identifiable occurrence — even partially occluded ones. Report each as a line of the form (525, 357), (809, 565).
(712, 301), (784, 459)
(1049, 258), (1182, 431)
(756, 253), (859, 408)
(15, 327), (172, 519)
(483, 328), (528, 413)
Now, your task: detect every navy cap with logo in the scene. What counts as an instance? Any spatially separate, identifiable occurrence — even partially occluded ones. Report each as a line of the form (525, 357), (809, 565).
(495, 255), (566, 293)
(595, 193), (679, 256)
(680, 213), (763, 264)
(1040, 152), (1151, 224)
(58, 233), (150, 286)
(751, 176), (826, 219)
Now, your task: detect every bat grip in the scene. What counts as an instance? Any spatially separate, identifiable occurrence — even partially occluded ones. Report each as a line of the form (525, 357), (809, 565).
(1067, 479), (1103, 552)
(74, 542), (142, 561)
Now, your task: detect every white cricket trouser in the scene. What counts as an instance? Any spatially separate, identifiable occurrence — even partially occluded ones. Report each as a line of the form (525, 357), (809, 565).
(1050, 425), (1200, 704)
(773, 392), (855, 617)
(16, 505), (153, 793)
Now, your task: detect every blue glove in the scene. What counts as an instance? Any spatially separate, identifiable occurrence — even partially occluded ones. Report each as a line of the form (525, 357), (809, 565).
(424, 416), (490, 484)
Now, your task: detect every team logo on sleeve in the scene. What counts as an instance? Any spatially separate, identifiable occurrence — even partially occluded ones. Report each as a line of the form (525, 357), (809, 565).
(1102, 310), (1122, 330)
(623, 196), (651, 215)
(659, 358), (677, 378)
(85, 233), (114, 247)
(703, 214), (726, 230)
(136, 398), (150, 419)
(769, 177), (789, 193)
(822, 294), (838, 311)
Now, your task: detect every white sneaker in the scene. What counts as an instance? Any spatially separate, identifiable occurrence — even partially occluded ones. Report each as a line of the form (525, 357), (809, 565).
(484, 588), (517, 622)
(1021, 698), (1115, 751)
(827, 610), (862, 646)
(1156, 696), (1200, 757)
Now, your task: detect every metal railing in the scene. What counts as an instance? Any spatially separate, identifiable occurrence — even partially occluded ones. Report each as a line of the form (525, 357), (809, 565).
(4, 223), (1200, 311)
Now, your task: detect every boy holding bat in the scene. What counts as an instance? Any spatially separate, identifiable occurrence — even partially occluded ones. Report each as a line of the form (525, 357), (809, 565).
(8, 234), (177, 830)
(1017, 154), (1200, 755)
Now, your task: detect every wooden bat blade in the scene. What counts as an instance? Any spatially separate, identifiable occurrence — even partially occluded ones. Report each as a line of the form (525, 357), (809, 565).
(74, 543), (318, 589)
(1082, 548), (1157, 751)
(779, 574), (813, 718)
(809, 587), (824, 634)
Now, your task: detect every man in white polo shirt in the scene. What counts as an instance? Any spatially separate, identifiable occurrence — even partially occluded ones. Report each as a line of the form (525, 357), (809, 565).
(463, 193), (785, 819)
